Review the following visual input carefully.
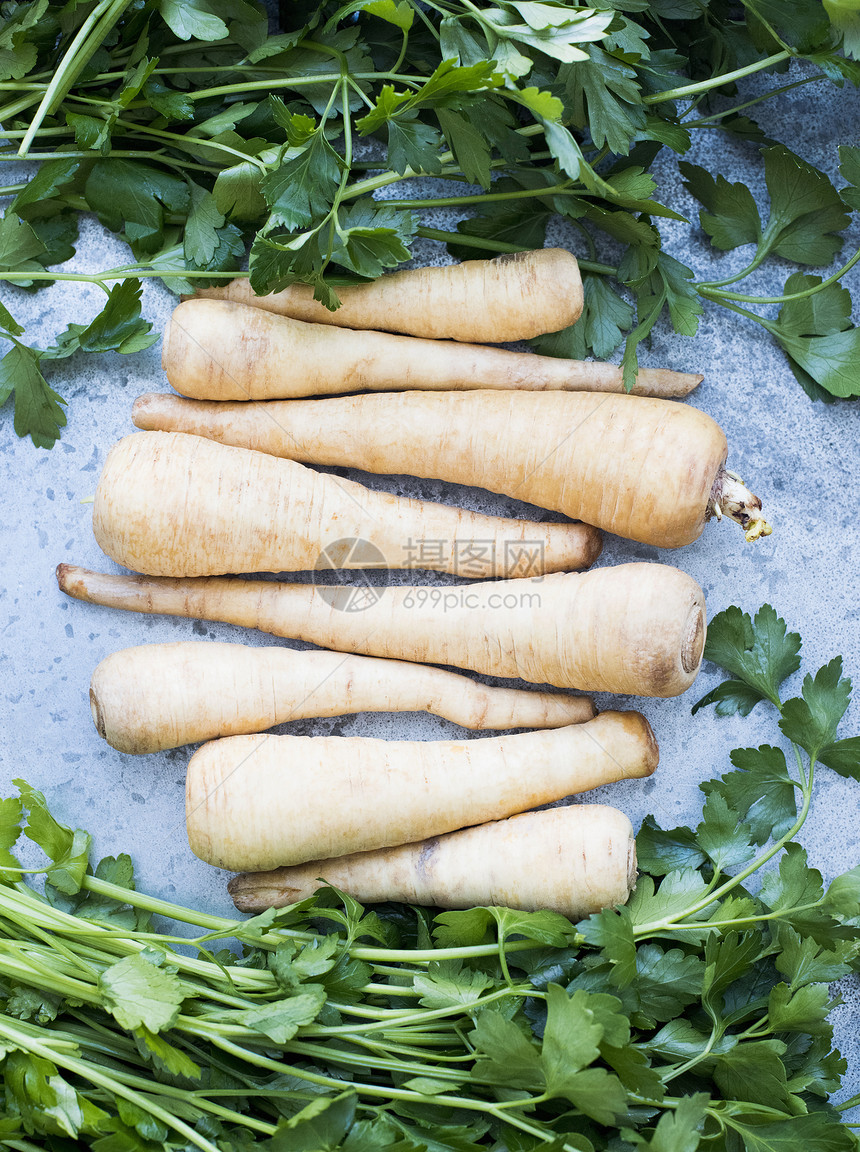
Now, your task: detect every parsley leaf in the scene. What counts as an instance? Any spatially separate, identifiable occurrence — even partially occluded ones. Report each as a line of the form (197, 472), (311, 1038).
(84, 160), (190, 255)
(694, 605), (801, 714)
(0, 342), (67, 449)
(635, 817), (707, 876)
(629, 1092), (708, 1152)
(75, 279), (158, 356)
(99, 953), (185, 1033)
(158, 0), (230, 41)
(695, 793), (756, 872)
(679, 162), (761, 250)
(577, 904), (638, 987)
(561, 46), (646, 155)
(238, 986), (327, 1043)
(532, 274), (634, 361)
(779, 658), (852, 760)
(818, 736), (860, 780)
(702, 746), (798, 845)
(761, 145), (850, 267)
(262, 132), (343, 230)
(413, 960), (494, 1010)
(737, 1113), (855, 1151)
(713, 1039), (795, 1108)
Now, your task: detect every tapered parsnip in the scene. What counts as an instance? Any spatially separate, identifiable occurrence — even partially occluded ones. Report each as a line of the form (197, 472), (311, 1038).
(132, 392), (771, 548)
(228, 805), (636, 918)
(91, 642), (595, 754)
(163, 299), (702, 401)
(192, 249), (584, 343)
(57, 562), (706, 697)
(186, 711), (656, 870)
(92, 432), (601, 577)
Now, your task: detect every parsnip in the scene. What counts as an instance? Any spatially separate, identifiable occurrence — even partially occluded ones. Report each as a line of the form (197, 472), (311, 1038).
(192, 248), (584, 342)
(58, 562), (706, 697)
(228, 805), (636, 919)
(92, 432), (601, 577)
(163, 299), (702, 401)
(186, 711), (657, 870)
(132, 392), (771, 548)
(90, 642), (595, 754)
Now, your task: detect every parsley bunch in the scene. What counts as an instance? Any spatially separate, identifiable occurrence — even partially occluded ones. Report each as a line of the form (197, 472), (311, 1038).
(2, 0), (860, 447)
(0, 603), (858, 1150)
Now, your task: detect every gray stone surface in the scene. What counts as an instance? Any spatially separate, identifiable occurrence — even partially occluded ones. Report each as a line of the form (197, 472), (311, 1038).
(2, 62), (860, 1104)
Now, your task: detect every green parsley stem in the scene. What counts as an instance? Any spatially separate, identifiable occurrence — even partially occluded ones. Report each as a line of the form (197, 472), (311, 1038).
(0, 91), (43, 121)
(81, 873), (546, 965)
(94, 1067), (280, 1135)
(684, 74), (825, 128)
(118, 122), (269, 172)
(10, 1017), (282, 1134)
(698, 294), (780, 335)
(0, 1016), (222, 1152)
(304, 986), (525, 1036)
(384, 185), (578, 209)
(666, 900), (824, 931)
(643, 51), (792, 105)
(701, 245), (860, 305)
(0, 150), (219, 174)
(634, 753), (815, 936)
(182, 70), (427, 102)
(696, 250), (771, 291)
(18, 0), (133, 156)
(185, 1025), (561, 1145)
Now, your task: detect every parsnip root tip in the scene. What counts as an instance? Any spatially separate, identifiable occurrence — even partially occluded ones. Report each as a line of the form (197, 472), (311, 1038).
(89, 687), (106, 740)
(627, 838), (638, 891)
(682, 603), (706, 675)
(708, 468), (772, 542)
(56, 563), (75, 593)
(131, 393), (158, 425)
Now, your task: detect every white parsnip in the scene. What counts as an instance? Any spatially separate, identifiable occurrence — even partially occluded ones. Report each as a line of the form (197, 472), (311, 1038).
(90, 641), (595, 754)
(185, 711), (657, 870)
(162, 299), (702, 401)
(192, 248), (584, 343)
(132, 391), (771, 548)
(92, 432), (601, 577)
(228, 805), (637, 919)
(57, 562), (707, 697)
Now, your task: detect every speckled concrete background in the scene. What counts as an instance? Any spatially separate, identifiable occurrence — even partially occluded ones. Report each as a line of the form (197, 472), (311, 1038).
(2, 61), (860, 1102)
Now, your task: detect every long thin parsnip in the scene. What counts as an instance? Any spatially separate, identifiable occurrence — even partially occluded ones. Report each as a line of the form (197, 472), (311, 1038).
(132, 392), (771, 548)
(228, 805), (636, 918)
(186, 711), (657, 870)
(164, 299), (702, 401)
(92, 432), (600, 577)
(192, 248), (584, 343)
(57, 562), (706, 697)
(91, 642), (595, 754)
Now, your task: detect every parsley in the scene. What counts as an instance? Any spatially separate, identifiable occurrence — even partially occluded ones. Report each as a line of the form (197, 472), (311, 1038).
(0, 604), (856, 1149)
(3, 1), (860, 443)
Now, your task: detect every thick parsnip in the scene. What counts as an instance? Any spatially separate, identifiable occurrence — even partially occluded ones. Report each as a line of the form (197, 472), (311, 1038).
(58, 562), (706, 697)
(91, 642), (595, 754)
(164, 299), (702, 401)
(192, 249), (584, 342)
(92, 432), (601, 577)
(133, 392), (771, 548)
(228, 805), (636, 918)
(186, 711), (657, 870)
